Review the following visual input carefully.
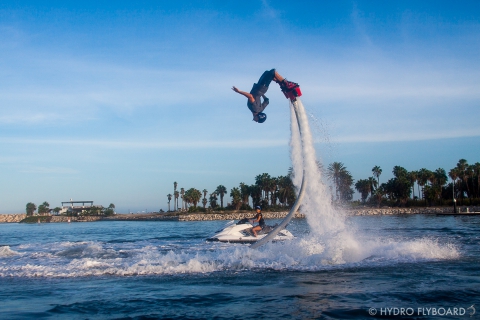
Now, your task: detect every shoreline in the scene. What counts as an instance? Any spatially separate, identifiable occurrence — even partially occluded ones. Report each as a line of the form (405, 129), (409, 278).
(0, 206), (479, 223)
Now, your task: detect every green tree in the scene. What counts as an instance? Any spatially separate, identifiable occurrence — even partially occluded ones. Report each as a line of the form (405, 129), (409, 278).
(417, 168), (433, 203)
(471, 162), (480, 198)
(239, 182), (250, 206)
(209, 192), (218, 209)
(456, 159), (471, 200)
(277, 175), (295, 207)
(173, 182), (178, 211)
(327, 162), (347, 200)
(26, 202), (36, 216)
(374, 184), (386, 207)
(255, 173), (272, 203)
(408, 170), (418, 200)
(355, 179), (371, 204)
(268, 177), (279, 206)
(103, 203), (116, 216)
(384, 166), (412, 206)
(215, 185), (227, 208)
(372, 165), (382, 186)
(338, 169), (354, 202)
(230, 187), (242, 210)
(185, 188), (202, 208)
(167, 194), (172, 211)
(53, 207), (61, 215)
(37, 201), (50, 215)
(180, 188), (185, 210)
(249, 184), (262, 207)
(174, 191), (179, 211)
(448, 167), (460, 199)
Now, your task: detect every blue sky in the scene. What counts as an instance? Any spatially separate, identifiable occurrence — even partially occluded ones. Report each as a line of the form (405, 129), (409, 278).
(1, 1), (479, 213)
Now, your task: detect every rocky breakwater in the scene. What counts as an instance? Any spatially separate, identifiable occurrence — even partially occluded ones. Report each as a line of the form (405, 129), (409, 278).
(102, 211), (305, 222)
(0, 214), (26, 223)
(178, 211), (305, 221)
(49, 216), (103, 222)
(349, 206), (480, 216)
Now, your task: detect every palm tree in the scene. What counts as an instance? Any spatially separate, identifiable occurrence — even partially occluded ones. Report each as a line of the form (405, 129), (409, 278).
(167, 194), (172, 211)
(472, 162), (480, 198)
(209, 192), (218, 208)
(433, 168), (448, 202)
(191, 188), (202, 207)
(372, 165), (382, 186)
(408, 170), (418, 200)
(327, 162), (346, 200)
(374, 185), (386, 207)
(26, 202), (36, 216)
(239, 182), (250, 206)
(255, 173), (271, 202)
(448, 167), (459, 199)
(277, 175), (295, 207)
(249, 184), (262, 207)
(38, 201), (50, 215)
(174, 191), (179, 211)
(173, 182), (178, 211)
(456, 159), (470, 200)
(355, 179), (370, 204)
(202, 197), (208, 209)
(185, 188), (202, 208)
(230, 187), (242, 210)
(267, 177), (278, 206)
(417, 168), (432, 205)
(338, 169), (354, 201)
(367, 176), (377, 195)
(215, 185), (227, 208)
(180, 188), (185, 210)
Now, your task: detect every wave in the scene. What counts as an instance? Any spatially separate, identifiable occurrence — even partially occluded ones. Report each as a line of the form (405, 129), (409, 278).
(0, 246), (19, 257)
(0, 236), (459, 278)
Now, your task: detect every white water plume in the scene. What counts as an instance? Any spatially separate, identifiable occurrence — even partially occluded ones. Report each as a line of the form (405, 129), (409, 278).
(284, 99), (460, 266)
(289, 99), (345, 236)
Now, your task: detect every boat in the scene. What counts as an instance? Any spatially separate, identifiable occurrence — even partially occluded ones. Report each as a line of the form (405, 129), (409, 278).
(207, 218), (294, 244)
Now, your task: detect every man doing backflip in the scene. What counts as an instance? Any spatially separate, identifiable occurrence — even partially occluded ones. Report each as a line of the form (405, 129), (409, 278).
(232, 69), (301, 123)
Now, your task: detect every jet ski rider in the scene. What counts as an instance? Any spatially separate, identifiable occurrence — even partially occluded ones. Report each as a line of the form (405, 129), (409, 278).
(250, 206), (266, 237)
(232, 69), (287, 123)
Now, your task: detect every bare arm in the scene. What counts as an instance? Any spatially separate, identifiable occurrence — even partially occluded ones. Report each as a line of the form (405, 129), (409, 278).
(232, 86), (255, 104)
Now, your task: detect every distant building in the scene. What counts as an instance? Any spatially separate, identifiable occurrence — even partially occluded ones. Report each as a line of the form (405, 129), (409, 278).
(59, 200), (102, 216)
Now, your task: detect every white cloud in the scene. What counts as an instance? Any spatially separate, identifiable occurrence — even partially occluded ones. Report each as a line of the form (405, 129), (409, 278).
(17, 166), (79, 174)
(0, 137), (288, 149)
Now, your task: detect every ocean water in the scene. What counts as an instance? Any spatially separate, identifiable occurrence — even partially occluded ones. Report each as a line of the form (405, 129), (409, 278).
(0, 214), (478, 319)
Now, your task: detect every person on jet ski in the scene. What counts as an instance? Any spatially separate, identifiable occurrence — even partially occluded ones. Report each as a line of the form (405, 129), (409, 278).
(250, 205), (266, 237)
(232, 69), (296, 123)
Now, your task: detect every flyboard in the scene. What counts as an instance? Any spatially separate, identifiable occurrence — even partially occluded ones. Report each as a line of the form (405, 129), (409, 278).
(250, 81), (307, 249)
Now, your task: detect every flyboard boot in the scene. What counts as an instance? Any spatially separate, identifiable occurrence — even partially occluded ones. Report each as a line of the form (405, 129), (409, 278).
(279, 79), (302, 102)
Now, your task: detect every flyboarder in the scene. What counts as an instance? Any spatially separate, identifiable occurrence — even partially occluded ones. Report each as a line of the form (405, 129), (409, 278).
(232, 69), (301, 123)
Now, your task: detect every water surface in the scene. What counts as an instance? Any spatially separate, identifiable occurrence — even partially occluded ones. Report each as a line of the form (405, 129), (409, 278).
(0, 214), (478, 319)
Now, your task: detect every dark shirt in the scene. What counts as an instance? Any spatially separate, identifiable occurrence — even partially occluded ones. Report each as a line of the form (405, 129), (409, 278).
(247, 83), (269, 114)
(255, 212), (265, 228)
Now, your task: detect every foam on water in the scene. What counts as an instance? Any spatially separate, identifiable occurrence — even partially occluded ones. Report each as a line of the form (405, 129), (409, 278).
(0, 234), (460, 277)
(0, 246), (19, 257)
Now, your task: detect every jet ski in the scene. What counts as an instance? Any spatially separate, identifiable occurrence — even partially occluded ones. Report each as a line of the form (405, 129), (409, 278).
(207, 218), (294, 244)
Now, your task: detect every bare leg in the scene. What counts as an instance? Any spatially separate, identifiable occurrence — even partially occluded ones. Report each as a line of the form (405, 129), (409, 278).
(252, 225), (261, 237)
(273, 70), (285, 83)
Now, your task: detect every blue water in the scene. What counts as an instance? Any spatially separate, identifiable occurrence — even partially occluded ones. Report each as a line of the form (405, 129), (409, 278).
(0, 215), (479, 319)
